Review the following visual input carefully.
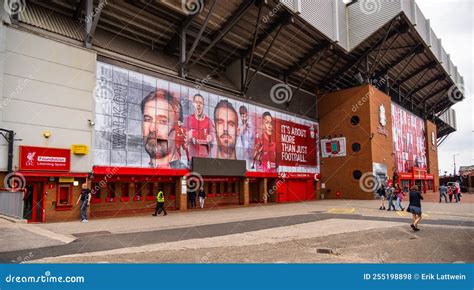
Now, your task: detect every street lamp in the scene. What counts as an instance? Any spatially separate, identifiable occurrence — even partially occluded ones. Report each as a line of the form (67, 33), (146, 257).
(453, 153), (460, 176)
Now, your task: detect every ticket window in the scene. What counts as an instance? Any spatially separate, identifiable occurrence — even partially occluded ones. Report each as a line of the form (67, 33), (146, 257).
(57, 184), (72, 207)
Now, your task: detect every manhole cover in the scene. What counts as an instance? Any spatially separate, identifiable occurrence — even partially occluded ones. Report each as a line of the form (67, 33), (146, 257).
(72, 231), (111, 238)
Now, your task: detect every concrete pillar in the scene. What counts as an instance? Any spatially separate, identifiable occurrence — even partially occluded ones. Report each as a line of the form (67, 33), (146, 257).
(259, 178), (268, 204)
(240, 178), (249, 206)
(176, 177), (187, 211)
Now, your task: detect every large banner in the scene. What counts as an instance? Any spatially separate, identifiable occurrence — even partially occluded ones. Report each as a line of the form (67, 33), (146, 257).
(391, 103), (427, 173)
(94, 62), (319, 173)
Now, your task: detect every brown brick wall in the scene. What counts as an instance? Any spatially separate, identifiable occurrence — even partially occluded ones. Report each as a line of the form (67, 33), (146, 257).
(369, 87), (394, 181)
(319, 85), (394, 200)
(425, 120), (439, 190)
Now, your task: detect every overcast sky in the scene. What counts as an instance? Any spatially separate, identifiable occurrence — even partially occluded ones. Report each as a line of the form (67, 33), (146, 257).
(416, 0), (473, 175)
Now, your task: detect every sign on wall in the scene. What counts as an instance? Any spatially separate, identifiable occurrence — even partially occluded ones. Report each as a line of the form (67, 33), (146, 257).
(391, 103), (427, 173)
(19, 146), (71, 172)
(94, 62), (320, 173)
(320, 137), (346, 158)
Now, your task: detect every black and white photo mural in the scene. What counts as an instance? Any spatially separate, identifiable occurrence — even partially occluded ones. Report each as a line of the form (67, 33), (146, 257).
(93, 62), (320, 174)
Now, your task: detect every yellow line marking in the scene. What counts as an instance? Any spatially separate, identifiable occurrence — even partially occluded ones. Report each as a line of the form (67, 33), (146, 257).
(396, 211), (430, 218)
(327, 208), (355, 214)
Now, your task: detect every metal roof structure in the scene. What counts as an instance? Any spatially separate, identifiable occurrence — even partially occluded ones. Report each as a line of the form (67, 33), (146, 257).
(3, 0), (465, 137)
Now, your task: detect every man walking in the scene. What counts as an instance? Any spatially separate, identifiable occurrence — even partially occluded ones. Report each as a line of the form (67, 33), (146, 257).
(386, 183), (396, 211)
(76, 183), (91, 223)
(198, 187), (206, 209)
(439, 183), (448, 203)
(152, 188), (167, 216)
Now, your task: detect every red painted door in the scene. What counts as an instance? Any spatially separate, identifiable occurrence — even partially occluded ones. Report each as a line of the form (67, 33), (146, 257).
(24, 182), (45, 222)
(287, 180), (307, 202)
(276, 181), (288, 202)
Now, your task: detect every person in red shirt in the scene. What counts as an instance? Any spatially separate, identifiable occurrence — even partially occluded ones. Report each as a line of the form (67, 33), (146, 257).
(253, 111), (276, 172)
(174, 120), (190, 163)
(185, 94), (214, 158)
(251, 133), (264, 169)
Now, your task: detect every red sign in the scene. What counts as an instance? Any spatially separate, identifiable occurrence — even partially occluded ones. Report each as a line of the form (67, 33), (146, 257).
(275, 119), (317, 167)
(19, 146), (71, 172)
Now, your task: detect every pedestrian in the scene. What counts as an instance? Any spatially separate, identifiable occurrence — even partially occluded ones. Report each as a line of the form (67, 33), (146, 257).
(407, 185), (423, 231)
(76, 183), (91, 223)
(189, 189), (197, 208)
(395, 184), (405, 211)
(439, 183), (448, 203)
(152, 188), (167, 216)
(377, 184), (386, 210)
(455, 184), (461, 203)
(448, 186), (454, 203)
(386, 183), (396, 211)
(198, 187), (206, 209)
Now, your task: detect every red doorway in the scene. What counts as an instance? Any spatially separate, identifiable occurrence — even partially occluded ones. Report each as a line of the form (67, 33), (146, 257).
(23, 181), (45, 222)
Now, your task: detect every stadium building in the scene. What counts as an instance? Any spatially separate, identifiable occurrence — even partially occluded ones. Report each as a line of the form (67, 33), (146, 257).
(0, 0), (463, 222)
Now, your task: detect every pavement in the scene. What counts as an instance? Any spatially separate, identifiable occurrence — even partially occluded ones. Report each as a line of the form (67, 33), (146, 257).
(0, 196), (472, 263)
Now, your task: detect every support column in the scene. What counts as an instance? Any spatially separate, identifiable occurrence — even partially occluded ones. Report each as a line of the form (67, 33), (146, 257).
(240, 178), (249, 206)
(259, 178), (268, 204)
(176, 177), (187, 211)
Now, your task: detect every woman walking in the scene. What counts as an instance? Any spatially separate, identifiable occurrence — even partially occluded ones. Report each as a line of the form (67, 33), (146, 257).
(394, 184), (405, 211)
(408, 185), (423, 231)
(448, 185), (454, 203)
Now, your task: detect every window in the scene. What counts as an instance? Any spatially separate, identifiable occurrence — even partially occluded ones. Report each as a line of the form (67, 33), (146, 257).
(351, 142), (361, 153)
(350, 115), (360, 126)
(147, 183), (154, 197)
(56, 185), (72, 206)
(133, 182), (143, 201)
(426, 180), (434, 191)
(107, 183), (116, 198)
(122, 183), (129, 197)
(352, 170), (362, 180)
(135, 182), (142, 197)
(91, 182), (101, 198)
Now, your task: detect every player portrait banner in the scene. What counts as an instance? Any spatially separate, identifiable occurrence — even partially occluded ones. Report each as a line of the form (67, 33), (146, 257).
(320, 137), (346, 158)
(391, 103), (427, 173)
(93, 62), (320, 173)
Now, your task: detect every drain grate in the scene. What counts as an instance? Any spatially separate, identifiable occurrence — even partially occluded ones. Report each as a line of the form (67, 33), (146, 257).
(316, 248), (337, 255)
(72, 231), (111, 238)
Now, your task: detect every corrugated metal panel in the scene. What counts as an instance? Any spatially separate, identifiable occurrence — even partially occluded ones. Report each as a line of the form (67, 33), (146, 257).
(414, 4), (428, 43)
(439, 108), (456, 130)
(337, 0), (348, 49)
(299, 0), (335, 41)
(449, 59), (456, 78)
(400, 0), (415, 23)
(441, 47), (448, 71)
(430, 30), (440, 59)
(280, 0), (299, 13)
(18, 3), (84, 41)
(347, 0), (402, 50)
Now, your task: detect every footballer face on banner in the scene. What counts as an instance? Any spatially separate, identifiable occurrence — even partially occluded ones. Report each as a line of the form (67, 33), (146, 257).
(214, 100), (239, 160)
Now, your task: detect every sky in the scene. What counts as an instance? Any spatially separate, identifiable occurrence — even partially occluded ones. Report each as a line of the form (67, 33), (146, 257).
(416, 0), (474, 175)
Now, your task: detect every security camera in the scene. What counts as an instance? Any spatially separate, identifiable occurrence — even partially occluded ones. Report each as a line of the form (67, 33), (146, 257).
(88, 119), (95, 126)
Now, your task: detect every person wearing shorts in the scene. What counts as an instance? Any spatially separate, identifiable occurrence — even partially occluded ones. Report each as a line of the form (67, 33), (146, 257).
(408, 185), (423, 232)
